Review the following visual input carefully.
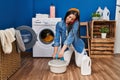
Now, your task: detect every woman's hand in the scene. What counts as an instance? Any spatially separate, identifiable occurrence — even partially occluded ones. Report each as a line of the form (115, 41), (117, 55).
(52, 46), (59, 58)
(52, 53), (56, 58)
(58, 50), (64, 58)
(58, 45), (67, 58)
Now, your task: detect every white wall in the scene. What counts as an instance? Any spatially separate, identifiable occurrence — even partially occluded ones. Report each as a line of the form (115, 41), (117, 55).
(114, 0), (120, 54)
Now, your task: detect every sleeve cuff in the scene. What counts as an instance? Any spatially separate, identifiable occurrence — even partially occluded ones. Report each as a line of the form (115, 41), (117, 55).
(52, 42), (60, 47)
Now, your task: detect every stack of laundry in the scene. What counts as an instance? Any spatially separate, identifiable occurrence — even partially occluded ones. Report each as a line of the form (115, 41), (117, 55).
(36, 13), (49, 18)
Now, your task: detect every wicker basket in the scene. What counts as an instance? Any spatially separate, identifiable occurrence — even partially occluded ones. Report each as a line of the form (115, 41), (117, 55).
(0, 41), (21, 80)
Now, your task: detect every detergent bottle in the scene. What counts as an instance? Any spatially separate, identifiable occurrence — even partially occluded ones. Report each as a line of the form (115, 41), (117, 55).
(96, 6), (103, 19)
(50, 3), (55, 18)
(103, 6), (110, 20)
(81, 55), (91, 75)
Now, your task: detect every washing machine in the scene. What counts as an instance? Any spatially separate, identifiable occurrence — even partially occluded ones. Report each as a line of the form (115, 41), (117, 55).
(32, 18), (61, 57)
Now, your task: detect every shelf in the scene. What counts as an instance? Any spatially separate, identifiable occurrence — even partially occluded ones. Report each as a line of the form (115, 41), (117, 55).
(81, 36), (90, 38)
(89, 20), (116, 58)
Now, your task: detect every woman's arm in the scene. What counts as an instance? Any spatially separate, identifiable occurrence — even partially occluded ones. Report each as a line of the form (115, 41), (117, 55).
(58, 45), (67, 58)
(52, 46), (59, 58)
(52, 22), (61, 58)
(58, 21), (79, 58)
(53, 23), (61, 46)
(64, 21), (79, 46)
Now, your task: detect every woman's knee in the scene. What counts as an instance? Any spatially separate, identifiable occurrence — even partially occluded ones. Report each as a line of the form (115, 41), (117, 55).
(75, 52), (84, 67)
(63, 50), (73, 66)
(76, 59), (82, 67)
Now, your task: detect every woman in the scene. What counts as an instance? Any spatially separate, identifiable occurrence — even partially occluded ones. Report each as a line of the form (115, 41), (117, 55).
(52, 8), (86, 67)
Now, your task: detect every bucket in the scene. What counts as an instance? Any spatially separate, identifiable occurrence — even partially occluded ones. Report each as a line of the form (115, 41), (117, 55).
(81, 55), (91, 75)
(48, 54), (67, 73)
(48, 59), (67, 73)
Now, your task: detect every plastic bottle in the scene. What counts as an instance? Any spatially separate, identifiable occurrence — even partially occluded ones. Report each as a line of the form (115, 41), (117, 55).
(96, 6), (103, 19)
(103, 6), (110, 20)
(50, 4), (55, 18)
(81, 55), (91, 75)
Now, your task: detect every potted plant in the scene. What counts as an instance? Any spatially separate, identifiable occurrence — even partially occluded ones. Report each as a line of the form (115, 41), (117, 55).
(92, 12), (101, 20)
(99, 26), (109, 38)
(93, 34), (97, 38)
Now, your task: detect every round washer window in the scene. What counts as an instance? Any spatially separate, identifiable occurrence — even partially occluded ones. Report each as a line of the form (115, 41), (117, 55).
(39, 29), (54, 44)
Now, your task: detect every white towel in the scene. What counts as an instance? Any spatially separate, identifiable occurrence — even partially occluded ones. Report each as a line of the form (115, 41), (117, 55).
(0, 28), (15, 54)
(15, 30), (26, 52)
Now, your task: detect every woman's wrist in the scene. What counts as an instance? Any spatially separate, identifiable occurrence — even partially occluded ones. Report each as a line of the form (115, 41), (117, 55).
(52, 52), (57, 58)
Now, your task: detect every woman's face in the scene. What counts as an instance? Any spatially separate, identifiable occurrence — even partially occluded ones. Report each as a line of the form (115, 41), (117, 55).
(65, 14), (76, 24)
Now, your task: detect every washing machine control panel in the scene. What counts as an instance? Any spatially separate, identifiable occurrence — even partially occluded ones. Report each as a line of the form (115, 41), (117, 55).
(32, 18), (62, 26)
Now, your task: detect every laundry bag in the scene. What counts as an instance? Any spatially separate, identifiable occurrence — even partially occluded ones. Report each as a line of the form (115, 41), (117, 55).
(81, 55), (91, 75)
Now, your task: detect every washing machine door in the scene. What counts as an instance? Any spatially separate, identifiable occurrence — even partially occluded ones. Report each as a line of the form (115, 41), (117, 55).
(39, 28), (54, 44)
(37, 26), (55, 46)
(16, 25), (37, 50)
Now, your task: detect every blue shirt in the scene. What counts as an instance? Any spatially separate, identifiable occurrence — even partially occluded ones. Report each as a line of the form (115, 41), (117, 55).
(52, 20), (85, 53)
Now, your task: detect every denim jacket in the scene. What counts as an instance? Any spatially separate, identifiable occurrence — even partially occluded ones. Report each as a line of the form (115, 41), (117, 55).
(52, 20), (85, 53)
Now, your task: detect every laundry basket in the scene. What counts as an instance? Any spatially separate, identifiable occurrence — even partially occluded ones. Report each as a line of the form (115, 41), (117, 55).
(0, 41), (21, 80)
